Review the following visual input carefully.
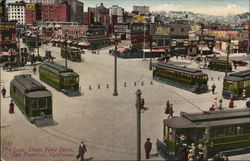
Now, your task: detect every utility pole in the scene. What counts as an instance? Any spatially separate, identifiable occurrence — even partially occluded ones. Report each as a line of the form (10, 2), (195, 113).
(65, 33), (68, 68)
(225, 36), (231, 76)
(18, 32), (21, 70)
(113, 32), (118, 96)
(149, 35), (152, 70)
(135, 89), (142, 161)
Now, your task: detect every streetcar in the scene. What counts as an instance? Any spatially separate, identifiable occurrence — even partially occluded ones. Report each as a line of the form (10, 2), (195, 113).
(61, 47), (82, 62)
(10, 74), (53, 125)
(161, 108), (250, 159)
(152, 63), (208, 93)
(39, 61), (80, 96)
(222, 69), (250, 99)
(208, 60), (232, 72)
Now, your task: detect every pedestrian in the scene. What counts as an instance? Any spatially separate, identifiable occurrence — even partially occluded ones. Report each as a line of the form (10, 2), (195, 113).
(219, 99), (223, 110)
(141, 98), (145, 110)
(211, 84), (216, 95)
(188, 149), (195, 161)
(241, 89), (246, 100)
(78, 141), (87, 161)
(168, 104), (174, 119)
(196, 144), (204, 161)
(9, 100), (15, 114)
(213, 98), (218, 109)
(234, 63), (237, 70)
(1, 86), (6, 98)
(33, 66), (36, 74)
(144, 138), (152, 159)
(229, 94), (234, 108)
(209, 105), (215, 111)
(165, 100), (170, 114)
(195, 83), (200, 94)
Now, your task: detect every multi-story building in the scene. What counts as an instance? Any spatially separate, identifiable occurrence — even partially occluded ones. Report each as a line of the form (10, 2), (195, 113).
(88, 3), (110, 25)
(60, 24), (110, 49)
(7, 1), (26, 25)
(25, 3), (41, 25)
(109, 5), (124, 24)
(41, 3), (69, 22)
(151, 24), (171, 51)
(132, 6), (149, 16)
(30, 0), (84, 25)
(0, 0), (7, 21)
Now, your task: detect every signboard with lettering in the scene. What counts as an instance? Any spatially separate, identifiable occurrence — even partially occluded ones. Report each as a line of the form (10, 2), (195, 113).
(154, 26), (170, 35)
(131, 23), (150, 34)
(25, 3), (36, 10)
(0, 24), (16, 30)
(208, 31), (240, 39)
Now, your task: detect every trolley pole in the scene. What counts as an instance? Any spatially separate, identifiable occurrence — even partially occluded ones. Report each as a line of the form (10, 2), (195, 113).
(113, 32), (118, 96)
(18, 32), (22, 70)
(65, 33), (68, 68)
(135, 89), (142, 161)
(225, 36), (231, 76)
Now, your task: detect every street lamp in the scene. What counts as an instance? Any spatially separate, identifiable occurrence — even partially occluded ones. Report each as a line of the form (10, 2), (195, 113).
(149, 40), (157, 70)
(64, 33), (68, 68)
(113, 32), (118, 96)
(225, 36), (231, 76)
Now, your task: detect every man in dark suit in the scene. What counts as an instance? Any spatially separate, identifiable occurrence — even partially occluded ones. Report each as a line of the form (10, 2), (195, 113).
(144, 138), (152, 159)
(78, 141), (87, 161)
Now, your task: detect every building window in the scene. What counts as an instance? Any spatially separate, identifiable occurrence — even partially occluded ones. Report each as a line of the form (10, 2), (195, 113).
(181, 28), (184, 32)
(2, 32), (12, 41)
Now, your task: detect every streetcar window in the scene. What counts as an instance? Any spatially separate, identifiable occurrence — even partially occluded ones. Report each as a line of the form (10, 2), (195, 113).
(209, 127), (217, 138)
(225, 126), (234, 136)
(217, 127), (226, 137)
(38, 98), (47, 109)
(236, 126), (242, 135)
(243, 125), (250, 134)
(30, 99), (38, 109)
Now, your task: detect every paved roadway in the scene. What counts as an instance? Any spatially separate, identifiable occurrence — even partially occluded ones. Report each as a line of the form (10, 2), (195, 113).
(1, 43), (250, 161)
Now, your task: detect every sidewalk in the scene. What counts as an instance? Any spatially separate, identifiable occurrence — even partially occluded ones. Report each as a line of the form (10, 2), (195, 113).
(213, 48), (248, 57)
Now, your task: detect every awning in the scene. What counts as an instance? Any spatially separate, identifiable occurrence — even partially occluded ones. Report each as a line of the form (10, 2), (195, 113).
(118, 47), (126, 53)
(152, 49), (165, 53)
(0, 52), (11, 56)
(78, 42), (85, 46)
(198, 46), (210, 51)
(66, 40), (72, 44)
(84, 43), (90, 46)
(72, 41), (78, 45)
(60, 39), (66, 43)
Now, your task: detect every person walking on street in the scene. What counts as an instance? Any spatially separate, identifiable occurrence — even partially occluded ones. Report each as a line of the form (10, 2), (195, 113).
(165, 100), (170, 114)
(144, 138), (152, 159)
(1, 86), (6, 98)
(78, 141), (87, 161)
(212, 84), (216, 95)
(9, 100), (15, 114)
(241, 89), (246, 100)
(33, 66), (36, 74)
(229, 94), (234, 108)
(219, 99), (223, 110)
(168, 104), (174, 119)
(213, 98), (218, 109)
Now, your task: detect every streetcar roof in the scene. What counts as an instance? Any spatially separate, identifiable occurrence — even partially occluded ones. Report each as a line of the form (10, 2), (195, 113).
(26, 90), (52, 98)
(209, 59), (231, 64)
(41, 61), (74, 73)
(152, 63), (207, 76)
(60, 72), (79, 77)
(224, 69), (250, 81)
(163, 108), (250, 128)
(163, 117), (250, 129)
(11, 74), (46, 93)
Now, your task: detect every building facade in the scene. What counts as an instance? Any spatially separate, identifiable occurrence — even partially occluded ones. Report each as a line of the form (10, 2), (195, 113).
(109, 5), (124, 24)
(0, 21), (17, 51)
(62, 0), (83, 25)
(7, 1), (26, 25)
(41, 3), (69, 22)
(25, 3), (42, 25)
(132, 6), (149, 16)
(88, 3), (110, 25)
(0, 0), (7, 21)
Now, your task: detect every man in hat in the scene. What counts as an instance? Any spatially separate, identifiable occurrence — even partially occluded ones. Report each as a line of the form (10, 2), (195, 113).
(78, 141), (87, 161)
(144, 138), (152, 159)
(211, 84), (216, 95)
(1, 86), (6, 98)
(9, 100), (15, 114)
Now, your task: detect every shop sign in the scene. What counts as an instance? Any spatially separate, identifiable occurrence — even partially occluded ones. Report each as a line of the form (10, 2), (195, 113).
(154, 26), (170, 35)
(25, 4), (36, 10)
(0, 24), (16, 30)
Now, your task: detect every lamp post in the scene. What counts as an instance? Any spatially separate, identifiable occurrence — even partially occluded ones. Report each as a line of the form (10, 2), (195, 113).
(65, 33), (68, 68)
(225, 36), (231, 76)
(113, 32), (118, 96)
(135, 89), (142, 161)
(149, 38), (157, 70)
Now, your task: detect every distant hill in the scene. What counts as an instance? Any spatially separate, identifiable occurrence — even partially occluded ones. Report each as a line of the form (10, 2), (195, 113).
(236, 12), (250, 19)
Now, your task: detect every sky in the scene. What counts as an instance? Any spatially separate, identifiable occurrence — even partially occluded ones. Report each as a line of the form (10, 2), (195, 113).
(6, 0), (250, 16)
